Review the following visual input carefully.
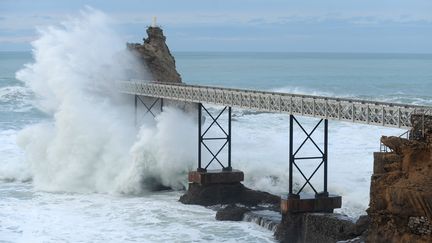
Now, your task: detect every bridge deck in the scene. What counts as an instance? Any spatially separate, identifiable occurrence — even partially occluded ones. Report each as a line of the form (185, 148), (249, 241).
(118, 80), (432, 129)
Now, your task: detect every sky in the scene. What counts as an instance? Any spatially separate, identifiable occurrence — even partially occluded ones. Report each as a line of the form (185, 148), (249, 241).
(1, 0), (431, 53)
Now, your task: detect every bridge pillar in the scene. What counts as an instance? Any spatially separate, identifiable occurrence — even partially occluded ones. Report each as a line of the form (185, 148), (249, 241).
(188, 103), (243, 186)
(180, 103), (245, 206)
(282, 115), (341, 214)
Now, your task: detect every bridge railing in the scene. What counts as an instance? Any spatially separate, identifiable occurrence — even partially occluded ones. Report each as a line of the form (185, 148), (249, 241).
(117, 80), (432, 129)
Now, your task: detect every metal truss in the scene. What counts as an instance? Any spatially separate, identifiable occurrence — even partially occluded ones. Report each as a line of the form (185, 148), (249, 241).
(118, 80), (432, 129)
(289, 115), (328, 198)
(197, 103), (232, 171)
(134, 95), (163, 125)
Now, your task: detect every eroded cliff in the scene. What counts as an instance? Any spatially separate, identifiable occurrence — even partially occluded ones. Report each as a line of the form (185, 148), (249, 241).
(367, 116), (432, 242)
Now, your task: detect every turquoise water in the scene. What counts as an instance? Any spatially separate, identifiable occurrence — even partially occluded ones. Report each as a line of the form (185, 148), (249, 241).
(176, 52), (432, 104)
(0, 52), (46, 130)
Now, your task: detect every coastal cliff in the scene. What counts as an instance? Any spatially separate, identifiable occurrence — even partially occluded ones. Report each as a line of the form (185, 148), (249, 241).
(127, 26), (182, 83)
(367, 116), (432, 242)
(128, 26), (197, 113)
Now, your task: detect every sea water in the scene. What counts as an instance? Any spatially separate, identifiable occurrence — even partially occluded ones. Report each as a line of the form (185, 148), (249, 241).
(1, 11), (432, 243)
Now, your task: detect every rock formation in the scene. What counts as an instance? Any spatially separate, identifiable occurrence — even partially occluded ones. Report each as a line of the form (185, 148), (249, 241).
(215, 204), (250, 221)
(367, 115), (432, 242)
(128, 26), (197, 115)
(127, 26), (182, 83)
(179, 182), (280, 208)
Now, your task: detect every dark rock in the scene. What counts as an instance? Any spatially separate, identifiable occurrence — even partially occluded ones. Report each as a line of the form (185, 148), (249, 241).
(241, 187), (281, 207)
(179, 182), (280, 208)
(354, 215), (369, 235)
(180, 182), (244, 206)
(127, 27), (182, 83)
(141, 177), (173, 191)
(216, 204), (250, 221)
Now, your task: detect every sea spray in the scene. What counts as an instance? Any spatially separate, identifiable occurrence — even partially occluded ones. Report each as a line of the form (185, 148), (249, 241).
(15, 8), (196, 193)
(123, 107), (196, 193)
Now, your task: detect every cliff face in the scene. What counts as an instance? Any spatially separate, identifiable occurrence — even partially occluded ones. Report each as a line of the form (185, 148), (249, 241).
(127, 27), (182, 83)
(367, 118), (432, 242)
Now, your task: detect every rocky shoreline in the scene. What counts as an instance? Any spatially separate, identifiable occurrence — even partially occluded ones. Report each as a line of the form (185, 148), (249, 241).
(177, 180), (369, 242)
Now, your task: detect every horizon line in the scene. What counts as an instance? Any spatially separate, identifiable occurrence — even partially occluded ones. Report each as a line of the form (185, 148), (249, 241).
(2, 50), (432, 55)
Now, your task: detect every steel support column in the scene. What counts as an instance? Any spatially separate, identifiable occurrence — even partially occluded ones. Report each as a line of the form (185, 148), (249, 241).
(134, 95), (138, 126)
(289, 115), (294, 197)
(134, 95), (163, 126)
(198, 103), (203, 171)
(288, 115), (329, 198)
(228, 106), (232, 170)
(323, 119), (328, 195)
(197, 104), (232, 172)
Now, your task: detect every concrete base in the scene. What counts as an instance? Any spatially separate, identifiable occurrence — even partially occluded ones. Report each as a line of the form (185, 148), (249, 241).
(281, 194), (342, 214)
(275, 213), (368, 243)
(188, 169), (244, 185)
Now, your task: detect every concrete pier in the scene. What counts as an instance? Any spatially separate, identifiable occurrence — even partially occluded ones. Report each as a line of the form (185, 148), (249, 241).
(281, 194), (342, 214)
(188, 169), (244, 185)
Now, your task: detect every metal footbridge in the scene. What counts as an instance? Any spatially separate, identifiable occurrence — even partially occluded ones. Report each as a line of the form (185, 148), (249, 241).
(118, 79), (431, 209)
(118, 80), (431, 129)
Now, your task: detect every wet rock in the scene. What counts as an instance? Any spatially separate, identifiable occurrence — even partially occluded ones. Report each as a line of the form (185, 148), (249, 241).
(179, 182), (280, 208)
(354, 215), (369, 236)
(216, 204), (250, 221)
(141, 177), (173, 191)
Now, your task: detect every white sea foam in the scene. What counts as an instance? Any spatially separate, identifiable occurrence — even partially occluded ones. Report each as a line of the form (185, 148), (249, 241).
(0, 86), (29, 102)
(0, 130), (31, 182)
(0, 184), (274, 242)
(119, 107), (197, 193)
(14, 8), (196, 194)
(272, 86), (338, 97)
(0, 86), (33, 112)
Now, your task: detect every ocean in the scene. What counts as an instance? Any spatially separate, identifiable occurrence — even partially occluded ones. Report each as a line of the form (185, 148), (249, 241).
(1, 12), (432, 243)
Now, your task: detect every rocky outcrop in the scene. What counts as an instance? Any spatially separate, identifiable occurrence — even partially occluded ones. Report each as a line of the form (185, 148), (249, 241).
(367, 116), (432, 242)
(179, 182), (280, 208)
(128, 26), (198, 115)
(127, 27), (182, 83)
(216, 204), (250, 221)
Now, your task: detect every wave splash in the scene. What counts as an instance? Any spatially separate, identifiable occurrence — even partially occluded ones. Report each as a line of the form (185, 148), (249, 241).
(14, 8), (195, 194)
